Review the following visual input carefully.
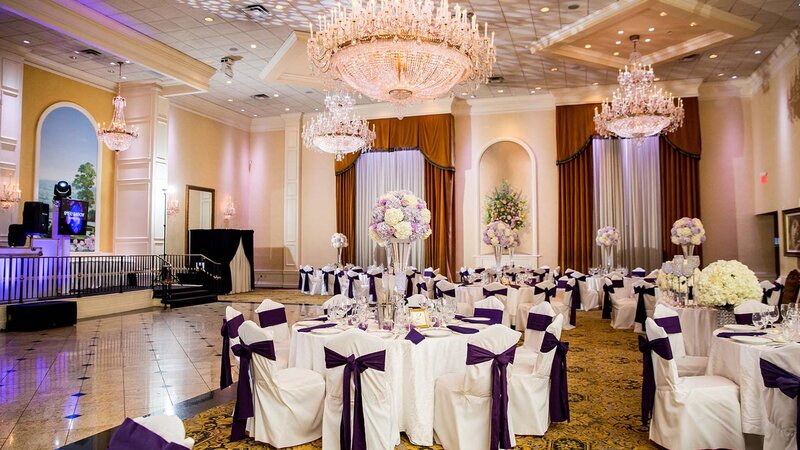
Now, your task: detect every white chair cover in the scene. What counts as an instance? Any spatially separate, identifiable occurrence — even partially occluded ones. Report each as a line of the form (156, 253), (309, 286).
(516, 302), (556, 370)
(474, 296), (507, 326)
(435, 279), (457, 300)
(433, 325), (521, 450)
(760, 343), (800, 450)
(254, 299), (290, 368)
(323, 294), (350, 314)
(225, 306), (245, 365)
(645, 318), (745, 450)
(734, 300), (772, 324)
(650, 305), (707, 377)
(607, 277), (636, 330)
(365, 267), (385, 303)
(406, 294), (428, 307)
(238, 322), (325, 447)
(345, 270), (369, 299)
(551, 279), (576, 330)
(322, 328), (399, 450)
(315, 264), (337, 296)
(632, 280), (657, 334)
(482, 281), (512, 326)
(570, 271), (600, 311)
(132, 415), (195, 449)
(760, 280), (783, 306)
(299, 264), (314, 294)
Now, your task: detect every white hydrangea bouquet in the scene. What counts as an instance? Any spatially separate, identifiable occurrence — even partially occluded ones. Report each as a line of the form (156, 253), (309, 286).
(595, 226), (620, 247)
(671, 217), (706, 246)
(483, 221), (515, 248)
(695, 260), (761, 308)
(368, 190), (432, 243)
(330, 233), (348, 249)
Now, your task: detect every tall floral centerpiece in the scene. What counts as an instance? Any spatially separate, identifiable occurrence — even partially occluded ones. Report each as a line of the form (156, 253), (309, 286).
(331, 233), (348, 266)
(484, 180), (528, 230)
(483, 221), (515, 269)
(596, 226), (620, 273)
(369, 190), (432, 276)
(695, 260), (761, 324)
(671, 217), (706, 257)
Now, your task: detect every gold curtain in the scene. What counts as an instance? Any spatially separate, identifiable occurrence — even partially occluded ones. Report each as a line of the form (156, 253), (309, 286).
(556, 103), (600, 273)
(333, 114), (455, 278)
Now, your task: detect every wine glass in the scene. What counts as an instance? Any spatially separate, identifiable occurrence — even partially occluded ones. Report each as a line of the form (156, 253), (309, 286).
(768, 305), (780, 329)
(781, 316), (797, 341)
(751, 312), (764, 330)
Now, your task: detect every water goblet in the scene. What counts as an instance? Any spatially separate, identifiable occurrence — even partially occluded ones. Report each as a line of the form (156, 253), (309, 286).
(752, 312), (764, 330)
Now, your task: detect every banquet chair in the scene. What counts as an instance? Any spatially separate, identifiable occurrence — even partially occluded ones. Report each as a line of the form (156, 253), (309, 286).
(406, 294), (428, 307)
(474, 296), (507, 326)
(255, 299), (290, 368)
(345, 270), (368, 299)
(236, 321), (325, 447)
(515, 301), (556, 369)
(423, 266), (440, 278)
(551, 278), (576, 330)
(610, 272), (633, 300)
(632, 280), (657, 334)
(433, 325), (521, 450)
(483, 282), (511, 315)
(435, 279), (457, 304)
(570, 271), (600, 311)
(322, 294), (350, 315)
(643, 318), (744, 450)
(783, 270), (800, 304)
(516, 279), (554, 328)
(298, 265), (314, 294)
(509, 314), (567, 436)
(629, 267), (647, 278)
(607, 277), (637, 330)
(323, 328), (399, 450)
(760, 280), (782, 306)
(651, 304), (707, 377)
(220, 306), (246, 389)
(314, 264), (336, 296)
(759, 343), (800, 450)
(404, 267), (420, 298)
(108, 414), (194, 450)
(733, 300), (772, 325)
(366, 267), (384, 303)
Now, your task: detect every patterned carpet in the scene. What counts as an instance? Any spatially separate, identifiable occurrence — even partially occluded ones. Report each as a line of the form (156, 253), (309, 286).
(184, 293), (656, 449)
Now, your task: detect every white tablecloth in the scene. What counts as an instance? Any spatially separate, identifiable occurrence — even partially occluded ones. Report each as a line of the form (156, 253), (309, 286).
(454, 284), (534, 326)
(706, 329), (773, 435)
(289, 323), (469, 445)
(660, 303), (718, 357)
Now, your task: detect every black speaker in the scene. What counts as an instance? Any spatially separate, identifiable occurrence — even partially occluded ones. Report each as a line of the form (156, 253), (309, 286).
(8, 224), (26, 247)
(6, 301), (77, 331)
(22, 201), (49, 235)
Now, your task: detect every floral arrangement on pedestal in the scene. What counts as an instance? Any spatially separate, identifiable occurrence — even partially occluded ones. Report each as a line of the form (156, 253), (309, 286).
(330, 233), (348, 249)
(695, 260), (761, 309)
(484, 180), (527, 231)
(483, 221), (515, 268)
(368, 190), (432, 243)
(595, 226), (620, 247)
(671, 217), (706, 256)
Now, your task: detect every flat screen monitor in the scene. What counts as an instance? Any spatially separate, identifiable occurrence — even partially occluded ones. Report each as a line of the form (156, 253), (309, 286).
(57, 200), (88, 236)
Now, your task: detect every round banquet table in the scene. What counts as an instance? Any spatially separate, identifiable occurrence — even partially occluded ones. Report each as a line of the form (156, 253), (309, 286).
(660, 303), (718, 357)
(706, 328), (780, 435)
(289, 322), (470, 446)
(454, 284), (533, 326)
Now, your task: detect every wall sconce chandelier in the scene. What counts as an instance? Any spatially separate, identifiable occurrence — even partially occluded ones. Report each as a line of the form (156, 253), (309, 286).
(223, 197), (236, 220)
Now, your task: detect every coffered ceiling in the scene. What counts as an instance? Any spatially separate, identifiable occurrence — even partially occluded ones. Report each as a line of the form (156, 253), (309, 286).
(0, 0), (798, 119)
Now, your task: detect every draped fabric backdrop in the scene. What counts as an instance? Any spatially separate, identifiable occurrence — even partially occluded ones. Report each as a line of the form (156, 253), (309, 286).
(334, 114), (456, 279)
(592, 137), (663, 270)
(354, 150), (425, 268)
(557, 98), (701, 273)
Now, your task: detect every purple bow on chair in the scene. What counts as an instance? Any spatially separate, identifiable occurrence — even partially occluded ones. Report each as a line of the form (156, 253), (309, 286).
(526, 312), (553, 331)
(435, 285), (456, 299)
(230, 340), (277, 441)
(474, 307), (504, 324)
(634, 286), (656, 327)
(602, 284), (614, 320)
(474, 268), (486, 274)
(322, 269), (335, 293)
(405, 273), (416, 298)
(465, 343), (516, 450)
(334, 271), (345, 295)
(298, 268), (313, 291)
(367, 272), (382, 301)
(760, 358), (800, 448)
(653, 316), (682, 334)
(638, 335), (673, 426)
(417, 281), (427, 294)
(483, 287), (508, 298)
(611, 278), (625, 288)
(460, 270), (470, 283)
(108, 418), (190, 450)
(219, 315), (244, 390)
(324, 348), (386, 450)
(347, 274), (360, 298)
(258, 308), (287, 328)
(534, 285), (556, 303)
(540, 332), (570, 422)
(735, 313), (754, 325)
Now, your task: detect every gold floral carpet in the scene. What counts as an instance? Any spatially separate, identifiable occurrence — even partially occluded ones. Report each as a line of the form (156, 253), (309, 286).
(183, 301), (656, 449)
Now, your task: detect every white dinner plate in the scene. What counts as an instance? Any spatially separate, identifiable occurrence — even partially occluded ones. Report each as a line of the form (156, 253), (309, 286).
(311, 327), (343, 335)
(421, 328), (451, 338)
(730, 335), (771, 345)
(723, 324), (756, 332)
(367, 330), (394, 339)
(295, 320), (322, 327)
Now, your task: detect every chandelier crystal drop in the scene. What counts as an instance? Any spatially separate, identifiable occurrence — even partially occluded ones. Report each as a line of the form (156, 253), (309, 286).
(594, 35), (684, 140)
(306, 0), (496, 106)
(302, 92), (376, 162)
(98, 62), (138, 152)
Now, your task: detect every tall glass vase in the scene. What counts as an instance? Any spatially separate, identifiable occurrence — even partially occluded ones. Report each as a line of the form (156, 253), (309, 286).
(602, 246), (613, 274)
(681, 244), (695, 258)
(493, 245), (503, 270)
(508, 246), (516, 266)
(336, 247), (343, 267)
(389, 239), (412, 276)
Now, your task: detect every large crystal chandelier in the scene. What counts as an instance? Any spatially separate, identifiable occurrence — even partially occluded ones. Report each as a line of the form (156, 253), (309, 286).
(594, 35), (684, 139)
(302, 92), (376, 161)
(306, 0), (496, 106)
(98, 62), (138, 152)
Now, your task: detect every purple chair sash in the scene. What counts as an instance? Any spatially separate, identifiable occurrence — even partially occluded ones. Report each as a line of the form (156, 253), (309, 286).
(505, 272), (517, 282)
(638, 336), (673, 426)
(230, 340), (277, 441)
(612, 278), (625, 288)
(571, 282), (582, 324)
(435, 285), (456, 299)
(352, 267), (364, 273)
(483, 287), (508, 298)
(602, 284), (613, 320)
(424, 269), (435, 278)
(324, 348), (386, 450)
(347, 275), (359, 298)
(630, 269), (647, 277)
(109, 418), (190, 450)
(460, 270), (470, 283)
(760, 358), (800, 448)
(257, 308), (287, 328)
(334, 272), (344, 295)
(475, 268), (486, 274)
(322, 269), (334, 292)
(735, 313), (754, 325)
(526, 312), (553, 331)
(556, 279), (570, 289)
(298, 268), (313, 291)
(219, 315), (244, 390)
(634, 286), (656, 326)
(367, 272), (382, 300)
(540, 332), (570, 423)
(466, 343), (516, 450)
(653, 316), (682, 334)
(405, 274), (416, 298)
(473, 307), (504, 324)
(417, 281), (427, 294)
(533, 286), (556, 303)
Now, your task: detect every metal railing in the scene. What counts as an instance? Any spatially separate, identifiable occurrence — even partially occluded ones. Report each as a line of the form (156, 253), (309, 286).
(0, 253), (222, 304)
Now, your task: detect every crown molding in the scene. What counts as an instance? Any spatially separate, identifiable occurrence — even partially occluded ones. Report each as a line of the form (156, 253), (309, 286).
(551, 78), (703, 105)
(466, 95), (555, 115)
(250, 116), (285, 133)
(170, 95), (251, 132)
(748, 27), (799, 94)
(0, 0), (215, 93)
(697, 79), (752, 100)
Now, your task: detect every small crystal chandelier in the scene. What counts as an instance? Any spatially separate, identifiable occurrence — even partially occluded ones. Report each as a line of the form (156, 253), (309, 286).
(306, 0), (496, 107)
(0, 182), (21, 210)
(594, 35), (684, 140)
(98, 62), (138, 152)
(223, 197), (236, 220)
(302, 92), (375, 161)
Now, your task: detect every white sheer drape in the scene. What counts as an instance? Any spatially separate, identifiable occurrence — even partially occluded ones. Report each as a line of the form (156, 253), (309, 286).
(592, 137), (663, 270)
(355, 150), (425, 268)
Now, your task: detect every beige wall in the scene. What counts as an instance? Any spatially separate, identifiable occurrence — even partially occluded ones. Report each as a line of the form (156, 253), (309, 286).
(298, 129), (337, 268)
(249, 129), (287, 281)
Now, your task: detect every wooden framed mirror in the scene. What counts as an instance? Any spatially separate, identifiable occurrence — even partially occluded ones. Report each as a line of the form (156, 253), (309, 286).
(185, 185), (215, 252)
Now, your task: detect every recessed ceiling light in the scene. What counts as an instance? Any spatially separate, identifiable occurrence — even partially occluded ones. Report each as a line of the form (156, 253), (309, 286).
(285, 107), (290, 111)
(584, 44), (592, 49)
(273, 93), (279, 97)
(540, 7), (550, 12)
(644, 38), (651, 43)
(240, 109), (245, 112)
(690, 22), (697, 27)
(535, 86), (542, 90)
(592, 82), (599, 85)
(204, 17), (214, 22)
(530, 90), (536, 94)
(654, 77), (660, 81)
(250, 44), (257, 49)
(497, 89), (504, 93)
(659, 11), (667, 16)
(73, 50), (80, 54)
(754, 50), (761, 54)
(709, 54), (718, 59)
(109, 62), (116, 66)
(227, 98), (233, 102)
(615, 40), (621, 45)
(550, 67), (558, 71)
(314, 108), (319, 111)
(718, 73), (725, 76)
(69, 55), (78, 60)
(613, 51), (620, 56)
(470, 95), (476, 99)
(648, 27), (655, 32)
(275, 4), (284, 9)
(121, 76), (127, 80)
(461, 92), (467, 96)
(226, 79), (232, 84)
(22, 39), (30, 44)
(253, 114), (258, 117)
(617, 30), (624, 35)
(731, 75), (737, 79)
(124, 60), (130, 64)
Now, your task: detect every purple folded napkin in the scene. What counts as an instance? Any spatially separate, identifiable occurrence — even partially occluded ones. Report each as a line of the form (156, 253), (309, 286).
(461, 317), (491, 324)
(298, 323), (337, 333)
(447, 325), (479, 334)
(405, 329), (425, 344)
(717, 331), (767, 339)
(454, 314), (466, 320)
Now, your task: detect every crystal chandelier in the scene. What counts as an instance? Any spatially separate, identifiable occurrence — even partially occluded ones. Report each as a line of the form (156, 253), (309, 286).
(306, 0), (496, 106)
(98, 62), (138, 152)
(302, 92), (376, 161)
(594, 35), (684, 139)
(0, 182), (21, 210)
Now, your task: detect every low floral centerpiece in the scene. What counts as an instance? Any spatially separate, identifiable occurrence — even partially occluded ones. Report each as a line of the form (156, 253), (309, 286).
(369, 190), (431, 275)
(596, 226), (620, 272)
(331, 233), (348, 266)
(483, 221), (515, 268)
(695, 260), (761, 323)
(670, 217), (706, 257)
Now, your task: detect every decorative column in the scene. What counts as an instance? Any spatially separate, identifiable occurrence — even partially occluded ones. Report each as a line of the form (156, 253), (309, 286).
(0, 51), (23, 241)
(112, 83), (169, 255)
(281, 112), (302, 281)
